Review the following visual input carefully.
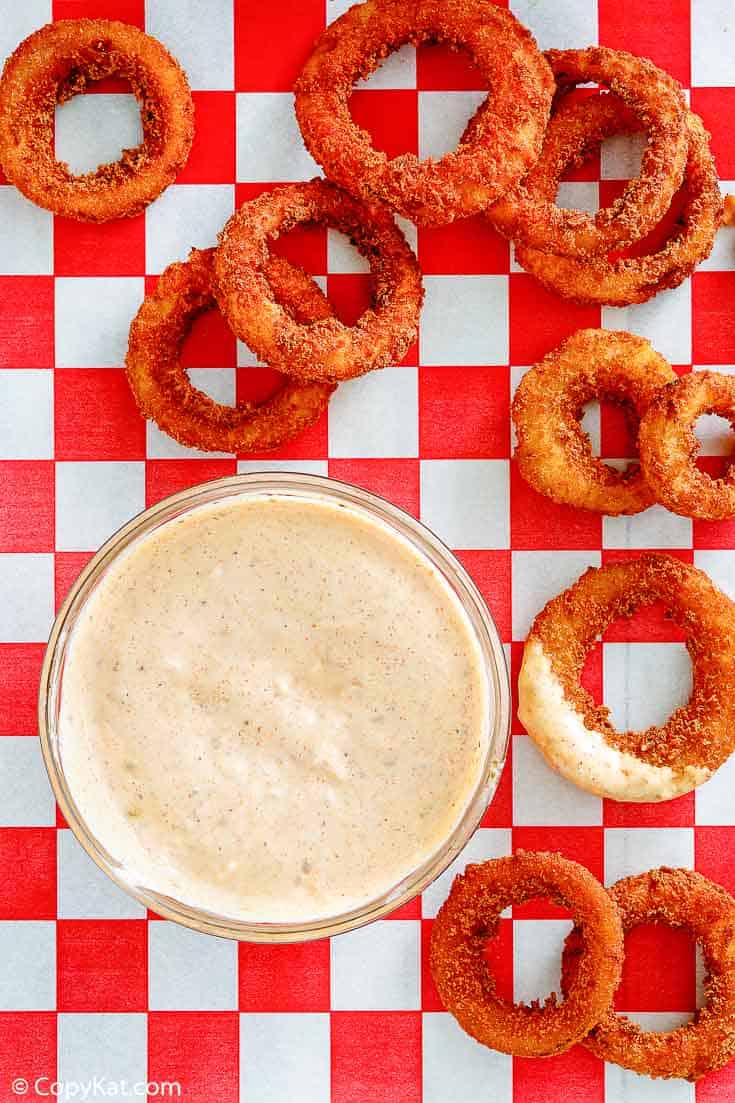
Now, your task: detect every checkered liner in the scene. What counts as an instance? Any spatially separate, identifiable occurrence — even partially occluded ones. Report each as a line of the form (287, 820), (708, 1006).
(1, 0), (735, 1100)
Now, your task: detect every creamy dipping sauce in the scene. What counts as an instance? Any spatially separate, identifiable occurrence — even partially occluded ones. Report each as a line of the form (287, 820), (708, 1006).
(59, 494), (490, 923)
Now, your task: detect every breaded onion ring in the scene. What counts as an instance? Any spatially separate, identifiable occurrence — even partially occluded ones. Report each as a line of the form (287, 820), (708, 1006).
(639, 371), (735, 521)
(0, 19), (194, 222)
(514, 103), (722, 305)
(214, 178), (423, 383)
(430, 851), (624, 1057)
(487, 48), (688, 257)
(294, 0), (554, 226)
(562, 868), (735, 1080)
(518, 554), (735, 802)
(126, 248), (335, 454)
(512, 329), (676, 515)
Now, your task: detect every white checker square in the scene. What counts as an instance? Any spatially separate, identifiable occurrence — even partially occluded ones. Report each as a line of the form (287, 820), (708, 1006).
(603, 643), (692, 732)
(601, 132), (646, 180)
(328, 367), (418, 458)
(603, 503), (692, 550)
(423, 1013), (512, 1103)
(421, 276), (509, 367)
(56, 94), (142, 176)
(0, 553), (54, 642)
(55, 462), (145, 552)
(146, 369), (236, 458)
(240, 1013), (330, 1103)
(146, 0), (234, 89)
(237, 460), (329, 476)
(420, 460), (509, 549)
(694, 550), (735, 601)
(556, 181), (600, 214)
(513, 919), (572, 1006)
(510, 0), (598, 50)
(0, 922), (55, 1010)
(0, 738), (55, 825)
(690, 366), (735, 453)
(58, 830), (146, 920)
(58, 1013), (147, 1087)
(237, 276), (328, 364)
(331, 920), (419, 1010)
(419, 92), (486, 161)
(0, 369), (53, 458)
(422, 828), (512, 918)
(692, 0), (735, 86)
(606, 1047), (694, 1103)
(695, 754), (735, 826)
(602, 281), (691, 366)
(0, 2), (51, 67)
(148, 921), (238, 1010)
(513, 734), (603, 826)
(326, 1), (416, 86)
(146, 184), (234, 274)
(0, 188), (52, 275)
(55, 277), (144, 368)
(701, 183), (735, 270)
(511, 551), (601, 641)
(237, 93), (319, 182)
(604, 828), (694, 886)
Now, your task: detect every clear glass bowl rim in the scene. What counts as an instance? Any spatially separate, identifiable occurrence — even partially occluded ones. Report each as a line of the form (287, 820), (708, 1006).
(39, 471), (511, 942)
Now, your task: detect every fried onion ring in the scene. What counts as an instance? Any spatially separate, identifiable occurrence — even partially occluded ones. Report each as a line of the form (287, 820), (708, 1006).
(126, 248), (335, 454)
(518, 554), (735, 802)
(514, 104), (722, 305)
(294, 0), (554, 226)
(512, 329), (676, 514)
(562, 868), (735, 1080)
(0, 19), (194, 222)
(639, 371), (735, 520)
(213, 178), (423, 382)
(430, 851), (624, 1057)
(486, 48), (688, 256)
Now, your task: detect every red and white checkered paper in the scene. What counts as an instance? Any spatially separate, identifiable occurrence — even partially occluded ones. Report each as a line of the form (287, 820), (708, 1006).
(2, 0), (735, 1099)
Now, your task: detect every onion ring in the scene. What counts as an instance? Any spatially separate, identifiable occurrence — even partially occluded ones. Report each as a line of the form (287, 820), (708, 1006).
(486, 48), (688, 256)
(639, 371), (735, 520)
(213, 178), (423, 382)
(429, 851), (624, 1057)
(0, 19), (194, 222)
(562, 868), (735, 1080)
(126, 248), (335, 454)
(518, 554), (735, 802)
(514, 104), (722, 305)
(293, 0), (554, 226)
(512, 329), (676, 514)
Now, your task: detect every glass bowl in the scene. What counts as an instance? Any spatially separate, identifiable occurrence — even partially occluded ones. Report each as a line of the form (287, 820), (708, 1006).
(39, 472), (510, 941)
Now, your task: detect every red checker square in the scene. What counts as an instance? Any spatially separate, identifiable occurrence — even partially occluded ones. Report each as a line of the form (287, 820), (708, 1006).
(148, 1012), (239, 1103)
(691, 89), (735, 179)
(509, 275), (601, 367)
(349, 90), (418, 159)
(601, 549), (692, 641)
(697, 1061), (735, 1103)
(0, 462), (55, 552)
(0, 279), (53, 369)
(510, 462), (602, 551)
(178, 93), (236, 185)
(693, 459), (735, 549)
(238, 940), (330, 1012)
(331, 1012), (422, 1103)
(0, 1014), (56, 1103)
(57, 919), (148, 1012)
(417, 40), (495, 90)
(327, 274), (417, 366)
(0, 829), (56, 919)
(604, 791), (694, 828)
(422, 916), (513, 1011)
(328, 459), (420, 518)
(178, 299), (237, 370)
(54, 370), (146, 461)
(384, 897), (421, 920)
(454, 549), (511, 641)
(235, 184), (327, 276)
(57, 805), (69, 829)
(236, 368), (329, 460)
(55, 552), (94, 611)
(0, 644), (46, 736)
(145, 460), (238, 508)
(599, 0), (690, 86)
(419, 366), (509, 459)
(53, 0), (143, 23)
(235, 0), (324, 91)
(695, 827), (735, 898)
(599, 402), (639, 460)
(600, 180), (688, 261)
(418, 217), (509, 275)
(514, 1045), (604, 1103)
(54, 214), (145, 277)
(481, 746), (512, 828)
(614, 923), (696, 1012)
(693, 272), (735, 365)
(511, 828), (604, 919)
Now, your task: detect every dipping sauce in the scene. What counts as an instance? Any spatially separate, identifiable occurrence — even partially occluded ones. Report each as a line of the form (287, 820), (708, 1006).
(58, 494), (490, 923)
